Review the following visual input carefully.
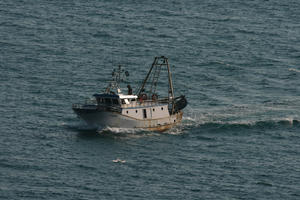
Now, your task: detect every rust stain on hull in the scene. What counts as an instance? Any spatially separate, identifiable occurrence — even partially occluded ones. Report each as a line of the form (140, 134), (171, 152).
(147, 124), (175, 132)
(146, 111), (183, 132)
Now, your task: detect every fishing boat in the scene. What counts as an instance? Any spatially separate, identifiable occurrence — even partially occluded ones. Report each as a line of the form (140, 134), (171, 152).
(72, 56), (187, 131)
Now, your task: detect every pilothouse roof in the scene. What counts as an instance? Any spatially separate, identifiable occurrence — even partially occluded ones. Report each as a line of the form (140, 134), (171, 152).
(93, 93), (137, 99)
(118, 94), (138, 99)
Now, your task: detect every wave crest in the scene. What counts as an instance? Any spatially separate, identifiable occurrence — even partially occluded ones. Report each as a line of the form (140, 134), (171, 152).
(288, 68), (300, 73)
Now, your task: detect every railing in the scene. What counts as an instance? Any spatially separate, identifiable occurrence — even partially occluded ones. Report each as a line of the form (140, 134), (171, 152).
(121, 100), (167, 108)
(72, 103), (97, 109)
(72, 98), (97, 109)
(73, 97), (174, 110)
(73, 103), (121, 113)
(85, 98), (97, 105)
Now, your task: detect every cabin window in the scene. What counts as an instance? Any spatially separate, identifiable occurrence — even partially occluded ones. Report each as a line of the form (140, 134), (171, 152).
(105, 98), (112, 105)
(161, 107), (163, 110)
(112, 99), (119, 105)
(143, 109), (147, 119)
(97, 98), (104, 104)
(131, 99), (136, 101)
(153, 108), (155, 111)
(136, 110), (138, 113)
(126, 111), (128, 114)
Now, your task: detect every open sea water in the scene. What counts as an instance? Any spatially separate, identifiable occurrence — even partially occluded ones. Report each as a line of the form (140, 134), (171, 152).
(1, 0), (300, 199)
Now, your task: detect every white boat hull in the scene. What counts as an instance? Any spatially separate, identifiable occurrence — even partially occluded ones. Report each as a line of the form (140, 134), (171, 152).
(74, 108), (183, 131)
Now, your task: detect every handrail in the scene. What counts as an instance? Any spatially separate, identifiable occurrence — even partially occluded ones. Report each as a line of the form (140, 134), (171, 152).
(73, 96), (182, 110)
(121, 101), (166, 108)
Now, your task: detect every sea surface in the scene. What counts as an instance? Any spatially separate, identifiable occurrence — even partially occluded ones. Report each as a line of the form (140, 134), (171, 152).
(1, 0), (300, 199)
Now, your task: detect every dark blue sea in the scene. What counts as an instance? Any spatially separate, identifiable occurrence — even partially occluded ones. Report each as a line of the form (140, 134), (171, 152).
(1, 0), (300, 199)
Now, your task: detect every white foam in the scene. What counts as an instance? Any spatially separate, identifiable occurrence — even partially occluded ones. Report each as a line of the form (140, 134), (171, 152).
(274, 117), (299, 125)
(96, 126), (162, 138)
(183, 116), (198, 122)
(288, 68), (300, 73)
(113, 158), (126, 163)
(98, 126), (145, 134)
(164, 126), (185, 135)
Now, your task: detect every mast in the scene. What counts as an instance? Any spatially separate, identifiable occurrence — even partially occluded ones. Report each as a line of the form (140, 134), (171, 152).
(137, 58), (156, 96)
(137, 56), (176, 113)
(105, 65), (129, 94)
(166, 58), (175, 114)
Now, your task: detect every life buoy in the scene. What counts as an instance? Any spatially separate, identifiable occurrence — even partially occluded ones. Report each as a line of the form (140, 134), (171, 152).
(152, 94), (158, 101)
(139, 94), (147, 103)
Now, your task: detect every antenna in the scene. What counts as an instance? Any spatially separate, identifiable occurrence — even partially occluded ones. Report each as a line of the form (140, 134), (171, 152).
(105, 64), (130, 94)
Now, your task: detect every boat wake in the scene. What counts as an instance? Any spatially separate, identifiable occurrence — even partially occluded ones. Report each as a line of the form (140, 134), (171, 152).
(182, 115), (300, 129)
(97, 126), (147, 134)
(97, 126), (162, 138)
(181, 106), (300, 131)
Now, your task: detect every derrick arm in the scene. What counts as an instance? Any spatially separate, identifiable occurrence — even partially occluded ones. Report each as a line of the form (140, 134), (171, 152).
(137, 57), (157, 96)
